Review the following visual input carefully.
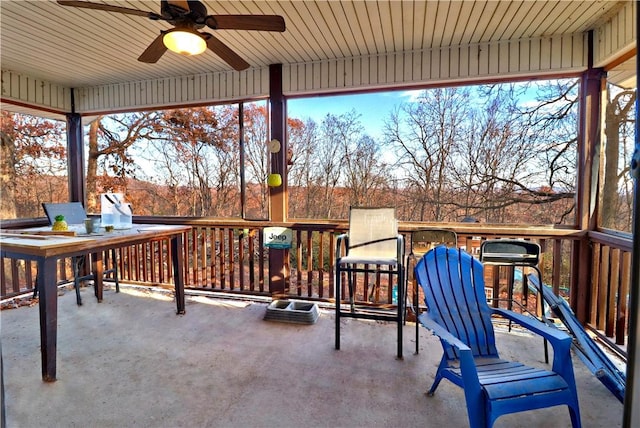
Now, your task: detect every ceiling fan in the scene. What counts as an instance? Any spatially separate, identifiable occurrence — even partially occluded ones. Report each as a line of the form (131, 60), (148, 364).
(56, 0), (286, 71)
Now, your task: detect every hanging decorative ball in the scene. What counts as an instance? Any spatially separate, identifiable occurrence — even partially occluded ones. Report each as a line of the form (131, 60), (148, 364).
(267, 173), (282, 187)
(268, 139), (281, 153)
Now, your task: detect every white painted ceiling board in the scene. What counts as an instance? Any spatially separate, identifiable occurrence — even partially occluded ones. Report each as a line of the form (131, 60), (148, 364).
(338, 2), (372, 56)
(0, 0), (633, 96)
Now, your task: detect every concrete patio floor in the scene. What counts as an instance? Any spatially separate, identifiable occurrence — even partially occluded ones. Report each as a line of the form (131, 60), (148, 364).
(1, 285), (624, 428)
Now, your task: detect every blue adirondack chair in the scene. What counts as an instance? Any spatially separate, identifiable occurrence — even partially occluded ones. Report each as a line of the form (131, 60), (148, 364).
(414, 246), (581, 428)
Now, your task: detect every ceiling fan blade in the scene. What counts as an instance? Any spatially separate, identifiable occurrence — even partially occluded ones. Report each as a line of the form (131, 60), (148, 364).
(56, 1), (159, 18)
(138, 34), (168, 63)
(206, 15), (286, 32)
(202, 33), (250, 71)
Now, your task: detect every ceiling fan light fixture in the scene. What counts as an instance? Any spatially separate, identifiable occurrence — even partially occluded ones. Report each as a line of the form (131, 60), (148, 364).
(163, 29), (207, 56)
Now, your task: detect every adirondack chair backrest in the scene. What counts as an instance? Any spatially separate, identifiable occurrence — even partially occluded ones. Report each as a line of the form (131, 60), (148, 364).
(415, 245), (498, 360)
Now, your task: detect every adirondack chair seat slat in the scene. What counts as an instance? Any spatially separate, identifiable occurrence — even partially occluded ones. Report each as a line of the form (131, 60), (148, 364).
(482, 374), (570, 399)
(481, 367), (557, 383)
(476, 362), (541, 378)
(449, 360), (570, 395)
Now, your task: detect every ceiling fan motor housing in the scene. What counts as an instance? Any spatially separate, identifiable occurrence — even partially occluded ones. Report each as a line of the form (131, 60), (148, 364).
(161, 0), (207, 23)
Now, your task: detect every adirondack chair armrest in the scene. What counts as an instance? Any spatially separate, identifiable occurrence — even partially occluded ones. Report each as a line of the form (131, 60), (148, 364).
(492, 308), (571, 345)
(492, 307), (574, 374)
(418, 312), (471, 352)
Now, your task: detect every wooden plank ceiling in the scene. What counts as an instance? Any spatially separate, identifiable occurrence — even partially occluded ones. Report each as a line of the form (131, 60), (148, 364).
(1, 0), (630, 90)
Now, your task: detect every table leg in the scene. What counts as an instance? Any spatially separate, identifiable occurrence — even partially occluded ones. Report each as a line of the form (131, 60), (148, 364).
(171, 234), (186, 315)
(37, 257), (58, 382)
(92, 251), (104, 302)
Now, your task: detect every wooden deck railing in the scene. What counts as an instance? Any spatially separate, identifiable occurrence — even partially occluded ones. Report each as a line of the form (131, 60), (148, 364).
(1, 218), (632, 359)
(587, 230), (633, 357)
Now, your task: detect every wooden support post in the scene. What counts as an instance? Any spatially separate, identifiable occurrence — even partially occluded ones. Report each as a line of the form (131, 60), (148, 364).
(268, 63), (287, 295)
(574, 32), (605, 322)
(66, 96), (85, 205)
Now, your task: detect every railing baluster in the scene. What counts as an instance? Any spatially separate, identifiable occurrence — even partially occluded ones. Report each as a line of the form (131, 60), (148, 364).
(228, 228), (235, 290)
(329, 233), (335, 299)
(606, 249), (621, 338)
(239, 228), (245, 291)
(213, 228), (219, 288)
(200, 227), (207, 287)
(248, 230), (255, 291)
(11, 259), (21, 293)
(618, 252), (631, 345)
(306, 230), (313, 298)
(598, 246), (610, 330)
(318, 232), (325, 298)
(590, 243), (601, 326)
(295, 229), (303, 296)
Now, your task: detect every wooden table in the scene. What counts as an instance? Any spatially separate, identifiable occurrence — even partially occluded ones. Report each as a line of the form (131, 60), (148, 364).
(0, 224), (191, 382)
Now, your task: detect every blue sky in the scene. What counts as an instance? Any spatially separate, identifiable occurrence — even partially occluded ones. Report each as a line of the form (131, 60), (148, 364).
(287, 82), (554, 142)
(287, 91), (415, 139)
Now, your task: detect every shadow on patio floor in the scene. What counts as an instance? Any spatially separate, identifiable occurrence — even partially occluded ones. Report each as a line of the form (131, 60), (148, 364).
(1, 285), (624, 428)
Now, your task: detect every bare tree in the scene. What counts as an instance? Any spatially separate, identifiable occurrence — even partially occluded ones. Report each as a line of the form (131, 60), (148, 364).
(342, 134), (389, 207)
(287, 117), (319, 218)
(157, 107), (240, 216)
(384, 82), (580, 224)
(513, 80), (581, 224)
(0, 115), (17, 219)
(384, 88), (469, 221)
(0, 112), (66, 218)
(241, 103), (270, 218)
(85, 113), (159, 212)
(460, 85), (538, 223)
(316, 111), (362, 218)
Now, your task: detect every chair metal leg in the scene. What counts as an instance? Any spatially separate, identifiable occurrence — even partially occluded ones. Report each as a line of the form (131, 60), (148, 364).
(415, 277), (420, 355)
(32, 276), (38, 298)
(396, 266), (403, 359)
(72, 257), (83, 305)
(403, 255), (412, 326)
(335, 266), (341, 350)
(348, 267), (355, 313)
(74, 278), (82, 305)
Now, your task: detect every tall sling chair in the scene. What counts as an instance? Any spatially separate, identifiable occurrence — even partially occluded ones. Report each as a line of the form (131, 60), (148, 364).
(479, 238), (549, 363)
(40, 202), (119, 305)
(414, 246), (581, 428)
(335, 207), (405, 358)
(405, 228), (457, 354)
